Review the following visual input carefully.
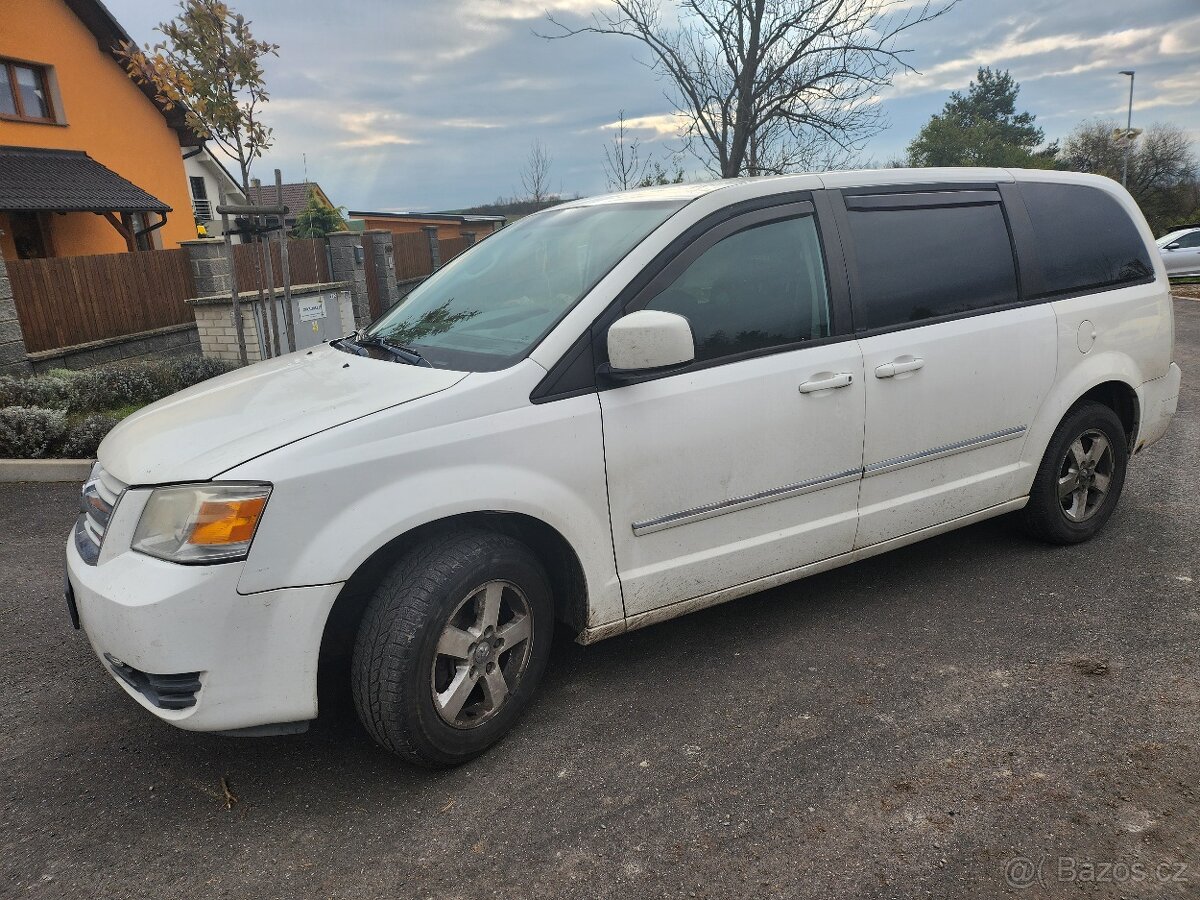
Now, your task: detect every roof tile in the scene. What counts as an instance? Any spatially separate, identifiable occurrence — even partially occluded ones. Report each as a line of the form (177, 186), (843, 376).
(0, 146), (170, 213)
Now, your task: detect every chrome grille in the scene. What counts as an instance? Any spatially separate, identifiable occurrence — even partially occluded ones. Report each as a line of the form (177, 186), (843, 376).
(75, 464), (126, 565)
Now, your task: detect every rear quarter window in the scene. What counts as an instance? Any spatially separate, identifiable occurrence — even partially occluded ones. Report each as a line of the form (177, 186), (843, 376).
(1017, 182), (1153, 297)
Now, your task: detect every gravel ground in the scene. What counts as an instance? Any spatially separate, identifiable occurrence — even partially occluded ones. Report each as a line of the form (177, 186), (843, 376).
(2, 300), (1197, 900)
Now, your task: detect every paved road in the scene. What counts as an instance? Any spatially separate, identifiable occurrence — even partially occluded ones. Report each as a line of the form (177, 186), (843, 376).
(3, 301), (1197, 899)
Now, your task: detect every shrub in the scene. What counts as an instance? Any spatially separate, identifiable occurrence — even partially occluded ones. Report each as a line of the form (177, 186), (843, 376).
(65, 363), (161, 413)
(168, 355), (238, 390)
(62, 356), (238, 411)
(0, 407), (68, 459)
(60, 413), (122, 459)
(1, 356), (240, 418)
(0, 373), (72, 409)
(0, 356), (241, 457)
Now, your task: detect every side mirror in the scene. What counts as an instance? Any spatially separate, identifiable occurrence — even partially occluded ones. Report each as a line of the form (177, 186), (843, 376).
(605, 310), (695, 377)
(1165, 242), (1181, 250)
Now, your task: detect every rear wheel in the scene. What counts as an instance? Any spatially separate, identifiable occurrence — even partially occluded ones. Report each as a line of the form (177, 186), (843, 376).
(1020, 402), (1129, 544)
(351, 529), (554, 766)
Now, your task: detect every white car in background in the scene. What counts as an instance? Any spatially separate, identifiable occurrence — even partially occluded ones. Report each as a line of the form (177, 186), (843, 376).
(65, 168), (1181, 767)
(1158, 225), (1200, 277)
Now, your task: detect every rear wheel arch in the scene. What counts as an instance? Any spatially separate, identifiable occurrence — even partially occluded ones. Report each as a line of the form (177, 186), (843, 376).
(318, 512), (588, 690)
(1073, 380), (1139, 451)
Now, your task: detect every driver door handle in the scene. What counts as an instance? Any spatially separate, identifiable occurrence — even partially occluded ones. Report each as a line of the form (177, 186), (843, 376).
(875, 357), (925, 379)
(798, 372), (854, 394)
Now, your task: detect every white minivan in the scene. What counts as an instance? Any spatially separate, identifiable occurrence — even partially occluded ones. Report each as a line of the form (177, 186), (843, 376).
(66, 168), (1181, 766)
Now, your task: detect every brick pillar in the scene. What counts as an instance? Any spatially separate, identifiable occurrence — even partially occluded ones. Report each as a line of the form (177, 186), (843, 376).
(462, 231), (477, 248)
(181, 238), (231, 296)
(422, 225), (442, 271)
(0, 255), (33, 374)
(362, 229), (399, 312)
(327, 231), (370, 328)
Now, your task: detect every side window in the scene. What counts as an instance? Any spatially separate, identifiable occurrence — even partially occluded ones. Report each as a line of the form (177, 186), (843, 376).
(846, 199), (1018, 331)
(1018, 182), (1153, 296)
(1173, 231), (1200, 249)
(645, 215), (830, 363)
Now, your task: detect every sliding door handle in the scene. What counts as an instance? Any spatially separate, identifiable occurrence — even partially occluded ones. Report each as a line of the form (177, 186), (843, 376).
(798, 372), (854, 394)
(875, 357), (925, 379)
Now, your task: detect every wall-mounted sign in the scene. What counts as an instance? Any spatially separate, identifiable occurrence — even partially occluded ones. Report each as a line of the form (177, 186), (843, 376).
(298, 297), (326, 323)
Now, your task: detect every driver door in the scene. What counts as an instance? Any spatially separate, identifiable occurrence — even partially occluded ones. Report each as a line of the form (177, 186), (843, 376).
(600, 201), (866, 617)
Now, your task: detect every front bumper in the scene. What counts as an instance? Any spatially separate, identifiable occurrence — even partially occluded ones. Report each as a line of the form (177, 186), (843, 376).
(65, 533), (341, 732)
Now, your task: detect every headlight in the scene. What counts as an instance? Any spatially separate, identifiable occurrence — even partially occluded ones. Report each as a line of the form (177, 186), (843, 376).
(132, 483), (272, 564)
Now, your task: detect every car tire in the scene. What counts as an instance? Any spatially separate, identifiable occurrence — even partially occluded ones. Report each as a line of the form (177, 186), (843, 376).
(1020, 401), (1129, 545)
(351, 528), (554, 767)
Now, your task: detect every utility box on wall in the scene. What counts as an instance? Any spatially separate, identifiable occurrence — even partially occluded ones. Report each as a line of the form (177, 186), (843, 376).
(288, 290), (342, 350)
(188, 282), (354, 363)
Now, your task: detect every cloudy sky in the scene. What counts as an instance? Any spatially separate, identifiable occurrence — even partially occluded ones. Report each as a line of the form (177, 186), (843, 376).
(103, 0), (1200, 212)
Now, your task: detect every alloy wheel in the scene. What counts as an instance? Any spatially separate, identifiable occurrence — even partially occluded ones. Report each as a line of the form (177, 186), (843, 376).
(1057, 428), (1115, 523)
(430, 580), (534, 728)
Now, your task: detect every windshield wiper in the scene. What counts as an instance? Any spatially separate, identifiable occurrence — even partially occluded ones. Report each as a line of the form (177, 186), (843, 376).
(331, 332), (367, 356)
(357, 334), (432, 367)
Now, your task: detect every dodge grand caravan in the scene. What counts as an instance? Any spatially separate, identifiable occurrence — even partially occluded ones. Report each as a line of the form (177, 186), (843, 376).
(65, 168), (1181, 766)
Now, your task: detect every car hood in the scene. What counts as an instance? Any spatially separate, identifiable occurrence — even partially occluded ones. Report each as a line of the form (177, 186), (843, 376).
(98, 345), (467, 485)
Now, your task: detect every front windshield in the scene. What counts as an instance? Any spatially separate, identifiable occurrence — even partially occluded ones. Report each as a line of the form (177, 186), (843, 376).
(364, 200), (686, 371)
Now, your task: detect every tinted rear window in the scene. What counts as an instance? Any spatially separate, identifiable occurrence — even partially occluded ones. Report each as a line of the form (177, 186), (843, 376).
(1017, 182), (1153, 296)
(847, 200), (1019, 330)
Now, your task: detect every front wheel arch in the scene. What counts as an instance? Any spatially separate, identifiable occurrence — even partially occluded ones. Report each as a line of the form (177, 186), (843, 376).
(317, 511), (587, 700)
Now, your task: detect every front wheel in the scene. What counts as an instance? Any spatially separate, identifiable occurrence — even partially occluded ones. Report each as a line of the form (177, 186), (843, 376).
(351, 529), (554, 766)
(1020, 402), (1129, 544)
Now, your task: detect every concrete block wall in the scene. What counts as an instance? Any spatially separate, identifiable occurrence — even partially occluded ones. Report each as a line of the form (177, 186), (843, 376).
(0, 256), (33, 374)
(363, 230), (399, 314)
(180, 239), (231, 296)
(28, 324), (200, 373)
(192, 302), (266, 364)
(327, 232), (370, 328)
(422, 225), (442, 271)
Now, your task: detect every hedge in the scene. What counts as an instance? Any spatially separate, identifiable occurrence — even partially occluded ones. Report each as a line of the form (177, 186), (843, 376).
(0, 357), (238, 459)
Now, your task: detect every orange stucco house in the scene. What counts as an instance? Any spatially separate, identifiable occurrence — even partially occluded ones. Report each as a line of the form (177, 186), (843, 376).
(348, 211), (506, 240)
(0, 0), (199, 261)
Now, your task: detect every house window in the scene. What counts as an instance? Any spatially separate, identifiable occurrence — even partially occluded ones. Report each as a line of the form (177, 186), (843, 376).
(190, 176), (213, 220)
(0, 59), (56, 123)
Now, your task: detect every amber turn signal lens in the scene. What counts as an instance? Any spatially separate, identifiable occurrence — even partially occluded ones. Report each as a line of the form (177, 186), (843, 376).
(187, 496), (268, 545)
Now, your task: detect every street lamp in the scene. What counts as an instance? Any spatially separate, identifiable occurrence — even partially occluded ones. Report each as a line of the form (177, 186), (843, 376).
(1119, 70), (1135, 188)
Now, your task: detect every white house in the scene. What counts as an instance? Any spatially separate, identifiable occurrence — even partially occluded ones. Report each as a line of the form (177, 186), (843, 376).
(182, 144), (245, 240)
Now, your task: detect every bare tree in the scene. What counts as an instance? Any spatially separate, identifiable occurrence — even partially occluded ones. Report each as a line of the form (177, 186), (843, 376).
(1062, 120), (1199, 235)
(602, 110), (650, 190)
(520, 139), (555, 205)
(543, 0), (957, 178)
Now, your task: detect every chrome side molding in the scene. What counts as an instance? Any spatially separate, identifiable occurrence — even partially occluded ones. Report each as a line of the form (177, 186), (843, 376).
(862, 425), (1026, 477)
(631, 468), (861, 536)
(632, 425), (1027, 535)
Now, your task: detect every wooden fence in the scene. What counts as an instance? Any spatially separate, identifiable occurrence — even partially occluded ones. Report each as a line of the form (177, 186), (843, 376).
(7, 232), (456, 357)
(440, 236), (470, 265)
(232, 237), (330, 291)
(392, 232), (434, 280)
(8, 250), (196, 353)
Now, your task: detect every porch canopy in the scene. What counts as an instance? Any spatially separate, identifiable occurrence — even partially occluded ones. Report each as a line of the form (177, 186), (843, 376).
(0, 145), (170, 214)
(0, 146), (171, 251)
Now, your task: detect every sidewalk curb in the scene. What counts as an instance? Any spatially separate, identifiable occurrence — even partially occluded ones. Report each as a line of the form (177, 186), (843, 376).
(0, 459), (91, 482)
